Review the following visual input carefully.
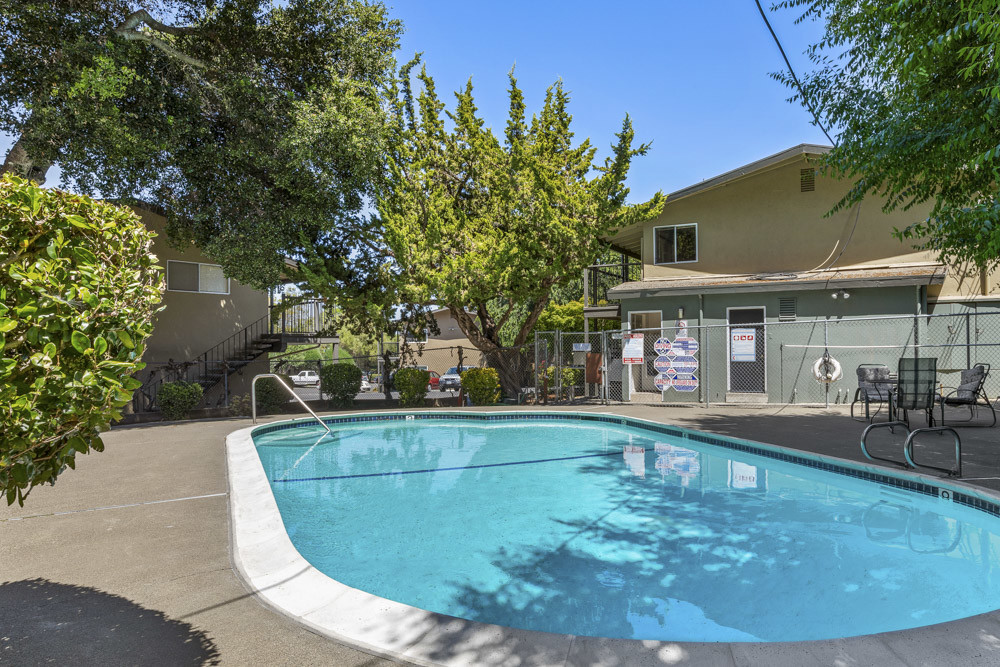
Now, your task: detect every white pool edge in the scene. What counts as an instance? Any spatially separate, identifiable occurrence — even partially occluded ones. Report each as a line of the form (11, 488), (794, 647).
(227, 410), (1000, 667)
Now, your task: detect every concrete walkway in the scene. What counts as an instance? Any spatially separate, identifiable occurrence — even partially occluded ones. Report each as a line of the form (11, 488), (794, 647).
(3, 404), (999, 665)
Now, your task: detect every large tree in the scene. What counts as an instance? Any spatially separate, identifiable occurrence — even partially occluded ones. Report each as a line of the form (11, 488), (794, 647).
(331, 59), (662, 393)
(775, 0), (1000, 271)
(0, 0), (401, 288)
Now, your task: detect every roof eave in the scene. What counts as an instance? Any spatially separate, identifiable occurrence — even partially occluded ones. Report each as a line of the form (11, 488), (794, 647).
(608, 272), (945, 299)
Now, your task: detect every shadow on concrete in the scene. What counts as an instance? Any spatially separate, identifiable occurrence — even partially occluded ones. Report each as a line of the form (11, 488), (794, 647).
(0, 578), (220, 666)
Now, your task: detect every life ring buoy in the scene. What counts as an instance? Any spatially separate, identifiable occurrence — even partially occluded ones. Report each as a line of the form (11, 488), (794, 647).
(813, 354), (842, 383)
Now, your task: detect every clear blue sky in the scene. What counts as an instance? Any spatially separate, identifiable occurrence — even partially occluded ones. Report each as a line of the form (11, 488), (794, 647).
(389, 1), (829, 203)
(2, 1), (828, 204)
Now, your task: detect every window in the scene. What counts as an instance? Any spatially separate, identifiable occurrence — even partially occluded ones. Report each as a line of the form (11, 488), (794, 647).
(654, 224), (697, 264)
(166, 260), (230, 294)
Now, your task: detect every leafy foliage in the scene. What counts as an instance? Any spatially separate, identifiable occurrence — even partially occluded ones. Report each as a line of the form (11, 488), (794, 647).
(395, 367), (430, 407)
(333, 58), (662, 393)
(544, 365), (582, 388)
(534, 300), (620, 334)
(461, 367), (501, 406)
(254, 375), (294, 415)
(157, 380), (203, 420)
(0, 174), (163, 505)
(0, 0), (402, 289)
(320, 363), (362, 408)
(774, 0), (1000, 270)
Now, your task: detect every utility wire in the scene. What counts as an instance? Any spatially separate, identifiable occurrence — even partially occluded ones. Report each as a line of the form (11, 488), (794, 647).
(754, 0), (836, 147)
(754, 0), (859, 273)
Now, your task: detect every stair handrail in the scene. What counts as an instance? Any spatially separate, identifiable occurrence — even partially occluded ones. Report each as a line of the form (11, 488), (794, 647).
(251, 373), (331, 433)
(904, 426), (962, 477)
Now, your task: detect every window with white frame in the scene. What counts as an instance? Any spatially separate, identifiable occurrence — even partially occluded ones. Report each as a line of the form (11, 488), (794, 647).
(654, 224), (698, 264)
(166, 260), (230, 294)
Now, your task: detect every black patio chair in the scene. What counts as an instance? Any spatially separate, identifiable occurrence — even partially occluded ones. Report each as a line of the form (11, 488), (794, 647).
(894, 357), (937, 428)
(851, 364), (893, 422)
(937, 363), (996, 428)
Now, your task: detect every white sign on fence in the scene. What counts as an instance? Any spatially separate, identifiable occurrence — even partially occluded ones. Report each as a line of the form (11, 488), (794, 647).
(572, 342), (591, 352)
(731, 328), (757, 362)
(622, 333), (644, 365)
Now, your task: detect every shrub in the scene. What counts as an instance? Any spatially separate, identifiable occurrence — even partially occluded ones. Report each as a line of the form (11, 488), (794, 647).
(321, 363), (362, 408)
(227, 393), (252, 417)
(0, 174), (163, 505)
(461, 367), (500, 406)
(395, 368), (430, 408)
(544, 365), (582, 388)
(254, 375), (294, 414)
(158, 381), (204, 421)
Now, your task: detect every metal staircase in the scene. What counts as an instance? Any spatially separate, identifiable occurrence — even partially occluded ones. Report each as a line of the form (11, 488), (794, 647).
(133, 300), (333, 413)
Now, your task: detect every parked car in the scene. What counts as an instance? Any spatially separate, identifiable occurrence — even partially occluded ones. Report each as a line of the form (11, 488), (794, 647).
(290, 370), (320, 386)
(427, 370), (440, 391)
(439, 366), (470, 391)
(360, 374), (373, 393)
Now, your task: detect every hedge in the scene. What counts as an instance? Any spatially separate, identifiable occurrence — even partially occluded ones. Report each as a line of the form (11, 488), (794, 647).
(0, 174), (163, 505)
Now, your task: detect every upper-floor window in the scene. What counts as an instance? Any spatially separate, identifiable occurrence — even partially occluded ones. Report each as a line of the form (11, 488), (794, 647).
(654, 224), (697, 264)
(166, 260), (230, 294)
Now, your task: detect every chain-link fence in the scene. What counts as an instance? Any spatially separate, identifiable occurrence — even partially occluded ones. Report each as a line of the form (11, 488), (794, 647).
(270, 342), (539, 403)
(534, 312), (1000, 410)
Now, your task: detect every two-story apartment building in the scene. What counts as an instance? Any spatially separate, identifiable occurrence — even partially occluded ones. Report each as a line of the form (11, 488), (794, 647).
(401, 307), (482, 375)
(589, 144), (999, 404)
(130, 206), (336, 415)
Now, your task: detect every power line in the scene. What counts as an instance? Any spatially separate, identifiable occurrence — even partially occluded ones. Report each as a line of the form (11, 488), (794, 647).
(753, 0), (836, 147)
(754, 0), (860, 272)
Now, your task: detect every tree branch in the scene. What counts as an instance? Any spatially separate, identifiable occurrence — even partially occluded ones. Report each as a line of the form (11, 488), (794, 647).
(114, 10), (206, 69)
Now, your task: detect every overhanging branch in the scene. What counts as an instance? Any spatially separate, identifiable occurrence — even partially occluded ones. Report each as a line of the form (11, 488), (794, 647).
(114, 9), (206, 69)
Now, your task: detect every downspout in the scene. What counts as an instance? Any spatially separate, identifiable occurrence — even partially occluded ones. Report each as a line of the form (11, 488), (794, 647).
(698, 293), (705, 405)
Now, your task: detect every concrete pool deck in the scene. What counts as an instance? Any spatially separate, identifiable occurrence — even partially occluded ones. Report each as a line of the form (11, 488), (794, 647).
(4, 404), (1000, 665)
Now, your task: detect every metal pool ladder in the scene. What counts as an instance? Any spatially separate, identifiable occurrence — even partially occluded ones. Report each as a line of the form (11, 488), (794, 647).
(251, 373), (332, 434)
(860, 422), (962, 477)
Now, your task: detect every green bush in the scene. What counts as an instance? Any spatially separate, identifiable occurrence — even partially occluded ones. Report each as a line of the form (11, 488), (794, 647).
(461, 367), (500, 406)
(395, 368), (430, 408)
(544, 365), (582, 387)
(254, 375), (294, 414)
(0, 174), (163, 505)
(321, 364), (362, 408)
(158, 381), (204, 421)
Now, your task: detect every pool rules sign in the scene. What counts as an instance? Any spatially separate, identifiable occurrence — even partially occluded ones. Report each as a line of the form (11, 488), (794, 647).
(653, 321), (699, 392)
(622, 333), (644, 365)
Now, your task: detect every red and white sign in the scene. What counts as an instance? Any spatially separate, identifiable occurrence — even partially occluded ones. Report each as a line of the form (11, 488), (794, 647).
(730, 328), (757, 362)
(622, 333), (644, 365)
(654, 337), (672, 355)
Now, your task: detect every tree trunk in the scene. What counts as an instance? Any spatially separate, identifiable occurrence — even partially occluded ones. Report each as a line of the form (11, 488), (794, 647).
(1, 138), (50, 184)
(449, 304), (536, 400)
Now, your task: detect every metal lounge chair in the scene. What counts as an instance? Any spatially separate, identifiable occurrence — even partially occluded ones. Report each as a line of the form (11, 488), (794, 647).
(851, 364), (893, 422)
(894, 357), (937, 428)
(938, 363), (996, 427)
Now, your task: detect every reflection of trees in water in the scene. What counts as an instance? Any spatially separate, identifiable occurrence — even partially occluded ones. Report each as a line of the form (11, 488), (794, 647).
(445, 455), (999, 641)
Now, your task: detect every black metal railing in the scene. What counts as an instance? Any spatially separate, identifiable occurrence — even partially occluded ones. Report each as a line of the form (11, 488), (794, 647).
(585, 259), (642, 306)
(272, 299), (333, 335)
(131, 299), (333, 414)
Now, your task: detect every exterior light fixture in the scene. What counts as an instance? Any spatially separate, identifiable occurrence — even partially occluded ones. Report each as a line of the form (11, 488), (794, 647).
(831, 289), (851, 300)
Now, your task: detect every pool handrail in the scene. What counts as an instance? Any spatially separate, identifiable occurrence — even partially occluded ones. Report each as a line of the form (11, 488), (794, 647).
(251, 373), (332, 433)
(904, 426), (962, 477)
(860, 420), (910, 468)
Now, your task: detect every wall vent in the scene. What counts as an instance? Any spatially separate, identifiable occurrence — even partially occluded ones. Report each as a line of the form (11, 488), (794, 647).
(779, 297), (797, 321)
(800, 168), (816, 192)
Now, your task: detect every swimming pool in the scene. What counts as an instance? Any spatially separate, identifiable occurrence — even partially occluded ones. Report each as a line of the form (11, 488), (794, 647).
(247, 413), (1000, 644)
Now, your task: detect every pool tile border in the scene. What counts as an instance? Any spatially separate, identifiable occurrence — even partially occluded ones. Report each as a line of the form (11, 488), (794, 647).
(251, 411), (1000, 520)
(229, 410), (1000, 667)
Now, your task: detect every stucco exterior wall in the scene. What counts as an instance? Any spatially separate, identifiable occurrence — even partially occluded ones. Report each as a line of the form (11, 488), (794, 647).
(638, 157), (933, 277)
(137, 208), (269, 364)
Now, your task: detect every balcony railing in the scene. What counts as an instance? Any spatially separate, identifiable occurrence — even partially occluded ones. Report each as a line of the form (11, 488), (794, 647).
(584, 259), (642, 307)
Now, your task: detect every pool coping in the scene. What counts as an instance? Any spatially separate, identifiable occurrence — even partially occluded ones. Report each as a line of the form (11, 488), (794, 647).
(226, 410), (1000, 666)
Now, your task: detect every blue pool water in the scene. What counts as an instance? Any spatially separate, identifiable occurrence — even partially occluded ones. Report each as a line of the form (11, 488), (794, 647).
(253, 416), (1000, 642)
